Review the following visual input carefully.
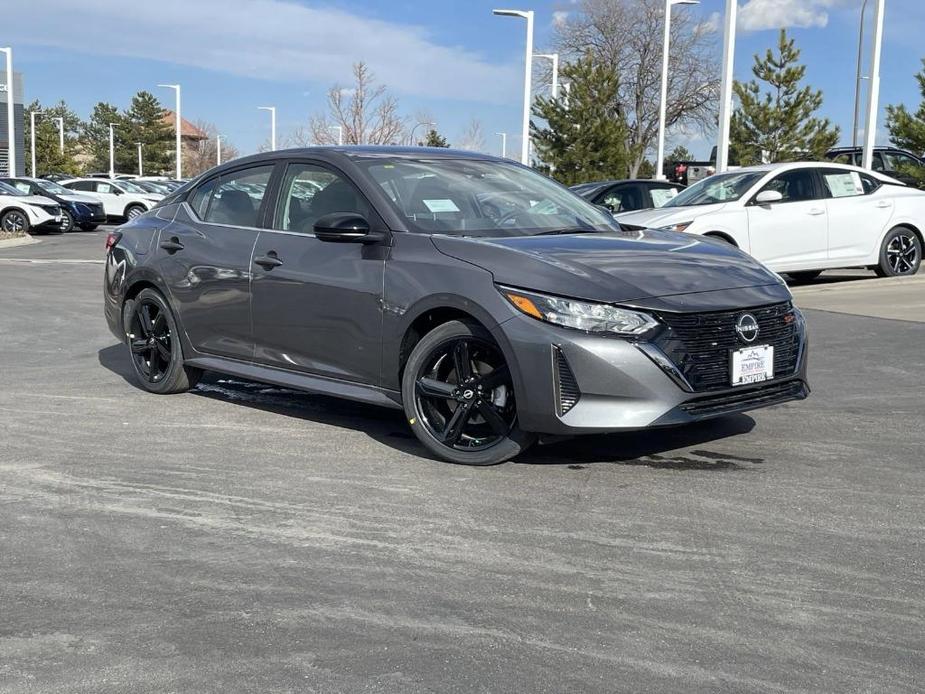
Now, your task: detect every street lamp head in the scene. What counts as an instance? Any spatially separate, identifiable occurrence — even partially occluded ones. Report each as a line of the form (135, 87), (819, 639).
(157, 83), (180, 90)
(669, 0), (700, 5)
(493, 8), (531, 18)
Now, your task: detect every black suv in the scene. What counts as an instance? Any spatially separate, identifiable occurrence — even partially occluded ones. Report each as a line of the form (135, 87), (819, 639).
(825, 147), (925, 188)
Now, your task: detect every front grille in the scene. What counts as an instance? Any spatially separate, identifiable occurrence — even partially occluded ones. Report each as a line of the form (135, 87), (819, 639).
(553, 347), (580, 416)
(680, 379), (807, 417)
(39, 204), (61, 216)
(654, 302), (800, 392)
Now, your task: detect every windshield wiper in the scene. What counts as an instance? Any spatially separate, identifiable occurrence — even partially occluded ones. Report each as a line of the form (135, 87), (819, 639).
(533, 227), (602, 236)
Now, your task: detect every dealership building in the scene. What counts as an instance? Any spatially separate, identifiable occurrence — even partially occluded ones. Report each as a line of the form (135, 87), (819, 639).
(0, 71), (25, 177)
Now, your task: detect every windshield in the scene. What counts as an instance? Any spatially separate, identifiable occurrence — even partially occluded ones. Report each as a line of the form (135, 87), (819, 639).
(135, 181), (170, 194)
(36, 180), (70, 195)
(115, 180), (148, 194)
(0, 181), (22, 196)
(357, 158), (620, 236)
(663, 171), (764, 207)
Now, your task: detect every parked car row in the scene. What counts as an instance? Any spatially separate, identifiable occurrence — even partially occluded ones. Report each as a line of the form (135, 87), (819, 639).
(0, 175), (168, 233)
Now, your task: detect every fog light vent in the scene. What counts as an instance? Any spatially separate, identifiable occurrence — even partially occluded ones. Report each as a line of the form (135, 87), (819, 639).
(553, 347), (581, 416)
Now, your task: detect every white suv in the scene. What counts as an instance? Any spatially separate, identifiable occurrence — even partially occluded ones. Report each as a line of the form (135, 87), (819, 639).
(60, 178), (163, 221)
(0, 181), (63, 234)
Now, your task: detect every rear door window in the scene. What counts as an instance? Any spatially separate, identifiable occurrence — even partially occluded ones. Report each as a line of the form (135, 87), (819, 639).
(202, 166), (274, 227)
(819, 169), (867, 198)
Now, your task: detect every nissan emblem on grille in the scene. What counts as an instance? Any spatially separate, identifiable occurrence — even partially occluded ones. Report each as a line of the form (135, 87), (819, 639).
(735, 314), (760, 343)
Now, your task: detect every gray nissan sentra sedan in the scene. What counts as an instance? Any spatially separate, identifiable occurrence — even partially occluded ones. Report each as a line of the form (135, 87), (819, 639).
(103, 147), (809, 465)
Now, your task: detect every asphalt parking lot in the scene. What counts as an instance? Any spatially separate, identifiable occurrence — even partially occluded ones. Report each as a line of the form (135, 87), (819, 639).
(1, 231), (923, 693)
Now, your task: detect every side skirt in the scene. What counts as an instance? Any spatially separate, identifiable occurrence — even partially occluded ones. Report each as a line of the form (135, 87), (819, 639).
(184, 356), (403, 410)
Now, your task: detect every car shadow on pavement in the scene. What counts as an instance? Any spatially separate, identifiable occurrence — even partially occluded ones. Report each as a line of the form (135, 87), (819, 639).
(99, 344), (758, 469)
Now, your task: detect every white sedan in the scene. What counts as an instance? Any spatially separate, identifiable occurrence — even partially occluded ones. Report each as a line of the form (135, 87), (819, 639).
(60, 178), (162, 221)
(615, 162), (923, 279)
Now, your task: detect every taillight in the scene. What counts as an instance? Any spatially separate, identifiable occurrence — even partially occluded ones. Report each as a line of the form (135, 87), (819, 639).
(105, 231), (122, 252)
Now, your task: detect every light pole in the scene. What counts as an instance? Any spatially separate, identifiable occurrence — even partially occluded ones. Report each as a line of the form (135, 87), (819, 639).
(330, 125), (343, 145)
(157, 83), (182, 179)
(29, 110), (42, 177)
(258, 106), (276, 151)
(216, 134), (222, 166)
(655, 0), (699, 180)
(410, 121), (436, 146)
(862, 0), (885, 170)
(136, 142), (143, 176)
(534, 53), (559, 98)
(853, 0), (871, 149)
(493, 9), (534, 165)
(496, 132), (507, 158)
(53, 117), (64, 154)
(1, 47), (15, 176)
(108, 122), (117, 178)
(715, 0), (737, 173)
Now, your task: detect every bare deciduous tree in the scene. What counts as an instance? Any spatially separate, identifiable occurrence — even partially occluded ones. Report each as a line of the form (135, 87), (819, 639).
(309, 62), (406, 145)
(552, 0), (719, 176)
(183, 120), (240, 177)
(456, 118), (486, 152)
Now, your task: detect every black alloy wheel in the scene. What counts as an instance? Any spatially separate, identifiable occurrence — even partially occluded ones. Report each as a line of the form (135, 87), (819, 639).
(126, 288), (201, 394)
(402, 320), (535, 465)
(877, 228), (921, 277)
(1, 210), (30, 235)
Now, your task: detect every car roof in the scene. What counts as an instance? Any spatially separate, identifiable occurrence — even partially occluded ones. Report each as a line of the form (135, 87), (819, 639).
(572, 179), (682, 188)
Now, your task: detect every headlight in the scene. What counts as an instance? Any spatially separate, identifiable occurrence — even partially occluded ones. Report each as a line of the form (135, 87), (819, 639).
(500, 286), (659, 336)
(659, 220), (693, 232)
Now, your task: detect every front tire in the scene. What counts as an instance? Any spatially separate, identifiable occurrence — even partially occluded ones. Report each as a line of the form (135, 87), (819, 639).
(126, 288), (201, 394)
(876, 228), (921, 277)
(401, 320), (535, 465)
(124, 204), (146, 220)
(60, 210), (75, 233)
(1, 209), (31, 235)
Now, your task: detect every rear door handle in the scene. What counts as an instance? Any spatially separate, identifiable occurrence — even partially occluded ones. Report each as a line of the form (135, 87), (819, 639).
(808, 208), (825, 216)
(254, 252), (283, 270)
(159, 237), (184, 252)
(876, 200), (893, 208)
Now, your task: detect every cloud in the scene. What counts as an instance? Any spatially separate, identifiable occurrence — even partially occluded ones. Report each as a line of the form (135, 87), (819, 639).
(5, 0), (520, 104)
(694, 11), (721, 35)
(738, 0), (835, 32)
(552, 11), (569, 27)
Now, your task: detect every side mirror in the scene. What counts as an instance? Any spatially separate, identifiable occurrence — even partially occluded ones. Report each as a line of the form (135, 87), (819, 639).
(755, 190), (783, 205)
(596, 204), (615, 214)
(314, 212), (384, 244)
(112, 188), (123, 196)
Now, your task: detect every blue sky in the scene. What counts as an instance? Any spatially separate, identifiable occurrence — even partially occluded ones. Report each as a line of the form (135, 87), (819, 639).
(7, 0), (925, 159)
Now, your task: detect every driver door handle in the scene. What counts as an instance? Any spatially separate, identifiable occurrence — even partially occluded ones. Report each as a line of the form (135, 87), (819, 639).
(159, 237), (184, 252)
(254, 252), (283, 270)
(808, 208), (826, 216)
(876, 200), (893, 208)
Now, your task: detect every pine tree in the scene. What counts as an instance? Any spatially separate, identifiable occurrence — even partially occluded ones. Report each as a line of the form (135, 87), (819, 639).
(730, 29), (839, 165)
(886, 60), (925, 185)
(24, 99), (83, 177)
(124, 91), (173, 175)
(666, 145), (695, 163)
(421, 128), (449, 147)
(82, 102), (125, 174)
(530, 54), (630, 185)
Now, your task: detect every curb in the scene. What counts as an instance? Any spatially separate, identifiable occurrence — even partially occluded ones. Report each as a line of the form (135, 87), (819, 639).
(0, 235), (40, 249)
(791, 274), (925, 296)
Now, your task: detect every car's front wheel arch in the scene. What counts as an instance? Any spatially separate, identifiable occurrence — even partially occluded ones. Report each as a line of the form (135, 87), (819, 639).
(703, 231), (738, 247)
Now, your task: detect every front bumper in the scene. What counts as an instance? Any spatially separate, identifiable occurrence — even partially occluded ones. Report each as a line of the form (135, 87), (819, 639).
(72, 204), (107, 224)
(493, 311), (809, 436)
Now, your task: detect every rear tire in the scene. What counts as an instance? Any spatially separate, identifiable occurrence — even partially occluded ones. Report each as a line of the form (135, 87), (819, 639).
(787, 270), (822, 282)
(875, 227), (921, 277)
(125, 288), (202, 394)
(401, 320), (535, 465)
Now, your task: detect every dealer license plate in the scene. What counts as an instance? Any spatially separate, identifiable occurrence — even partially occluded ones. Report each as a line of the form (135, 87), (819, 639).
(730, 345), (774, 386)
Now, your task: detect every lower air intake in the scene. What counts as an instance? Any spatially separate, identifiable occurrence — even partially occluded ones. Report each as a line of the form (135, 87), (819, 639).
(553, 347), (581, 416)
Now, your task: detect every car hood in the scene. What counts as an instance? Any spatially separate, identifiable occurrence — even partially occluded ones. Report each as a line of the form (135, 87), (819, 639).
(615, 202), (728, 228)
(58, 193), (102, 204)
(432, 228), (789, 311)
(13, 194), (59, 207)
